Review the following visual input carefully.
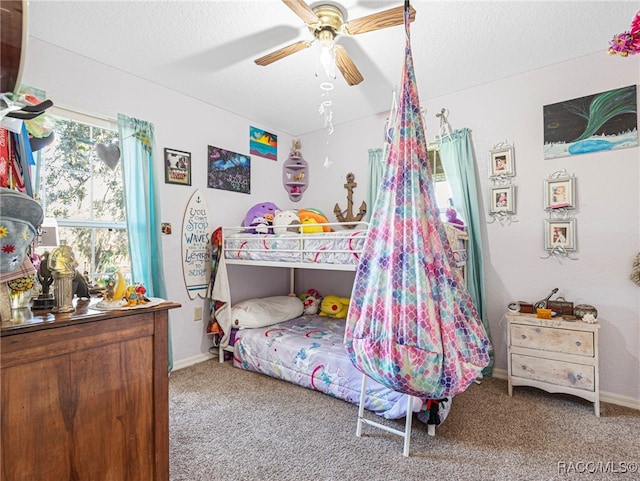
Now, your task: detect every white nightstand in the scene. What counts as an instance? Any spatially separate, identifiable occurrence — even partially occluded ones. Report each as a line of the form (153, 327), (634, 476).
(506, 313), (600, 416)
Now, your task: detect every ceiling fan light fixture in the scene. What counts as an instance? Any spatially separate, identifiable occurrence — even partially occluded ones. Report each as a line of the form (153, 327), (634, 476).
(318, 44), (336, 79)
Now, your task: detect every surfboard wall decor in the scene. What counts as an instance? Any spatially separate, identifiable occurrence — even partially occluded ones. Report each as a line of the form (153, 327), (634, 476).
(182, 189), (211, 299)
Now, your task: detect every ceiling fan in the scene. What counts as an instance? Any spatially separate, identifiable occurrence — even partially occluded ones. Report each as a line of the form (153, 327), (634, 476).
(254, 0), (416, 86)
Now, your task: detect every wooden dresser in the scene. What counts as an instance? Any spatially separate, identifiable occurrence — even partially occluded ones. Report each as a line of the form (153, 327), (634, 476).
(506, 313), (600, 416)
(1, 300), (180, 481)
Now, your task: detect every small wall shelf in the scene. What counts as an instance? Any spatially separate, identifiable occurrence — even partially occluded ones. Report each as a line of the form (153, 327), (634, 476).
(283, 141), (308, 202)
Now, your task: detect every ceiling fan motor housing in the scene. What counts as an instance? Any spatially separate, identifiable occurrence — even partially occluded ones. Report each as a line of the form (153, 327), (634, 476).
(310, 4), (345, 39)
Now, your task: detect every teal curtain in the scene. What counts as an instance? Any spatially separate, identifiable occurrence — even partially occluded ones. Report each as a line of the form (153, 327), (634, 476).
(438, 128), (493, 376)
(366, 148), (385, 221)
(118, 114), (172, 372)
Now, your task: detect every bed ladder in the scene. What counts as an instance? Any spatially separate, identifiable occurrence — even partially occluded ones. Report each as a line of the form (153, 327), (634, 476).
(356, 374), (422, 457)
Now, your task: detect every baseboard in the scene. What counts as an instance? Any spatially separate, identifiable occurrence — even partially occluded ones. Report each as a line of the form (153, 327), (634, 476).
(171, 353), (215, 372)
(489, 368), (639, 410)
(599, 391), (640, 411)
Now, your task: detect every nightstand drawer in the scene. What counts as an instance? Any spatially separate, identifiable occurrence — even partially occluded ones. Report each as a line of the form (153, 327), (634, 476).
(511, 324), (594, 357)
(511, 353), (595, 391)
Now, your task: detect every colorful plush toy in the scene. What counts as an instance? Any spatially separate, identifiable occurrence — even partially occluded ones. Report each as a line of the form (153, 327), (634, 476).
(244, 202), (280, 234)
(445, 207), (465, 231)
(299, 289), (322, 315)
(302, 295), (321, 315)
(318, 295), (350, 319)
(300, 217), (323, 233)
(272, 210), (301, 235)
(298, 208), (333, 232)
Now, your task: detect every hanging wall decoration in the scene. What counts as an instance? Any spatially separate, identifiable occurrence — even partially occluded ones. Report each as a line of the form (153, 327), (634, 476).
(541, 169), (578, 261)
(544, 219), (576, 252)
(207, 145), (250, 194)
(487, 140), (518, 226)
(489, 143), (515, 178)
(544, 173), (575, 210)
(182, 189), (211, 299)
(334, 173), (367, 228)
(249, 126), (277, 161)
(164, 148), (191, 186)
(282, 139), (308, 202)
(543, 85), (638, 160)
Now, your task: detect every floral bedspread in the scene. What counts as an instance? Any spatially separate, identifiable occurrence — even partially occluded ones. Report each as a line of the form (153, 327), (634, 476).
(233, 315), (428, 420)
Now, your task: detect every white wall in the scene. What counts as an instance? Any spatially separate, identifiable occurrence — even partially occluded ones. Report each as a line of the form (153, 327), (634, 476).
(24, 38), (640, 404)
(22, 39), (296, 367)
(300, 52), (640, 404)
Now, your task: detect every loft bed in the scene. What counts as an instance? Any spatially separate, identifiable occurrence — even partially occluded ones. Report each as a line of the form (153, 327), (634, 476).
(209, 221), (469, 435)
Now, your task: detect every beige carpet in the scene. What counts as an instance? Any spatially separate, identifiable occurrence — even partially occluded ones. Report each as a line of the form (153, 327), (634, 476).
(169, 360), (639, 481)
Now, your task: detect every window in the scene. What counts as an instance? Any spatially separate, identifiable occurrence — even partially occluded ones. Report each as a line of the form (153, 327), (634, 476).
(34, 108), (130, 284)
(428, 144), (455, 222)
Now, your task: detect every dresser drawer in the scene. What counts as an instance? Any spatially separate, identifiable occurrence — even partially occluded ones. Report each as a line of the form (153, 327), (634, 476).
(511, 353), (595, 391)
(510, 324), (594, 357)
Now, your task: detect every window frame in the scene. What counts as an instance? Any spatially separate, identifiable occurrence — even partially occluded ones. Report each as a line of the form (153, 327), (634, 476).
(34, 107), (129, 283)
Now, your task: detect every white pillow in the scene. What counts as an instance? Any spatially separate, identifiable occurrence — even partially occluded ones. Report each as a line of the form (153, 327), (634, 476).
(231, 296), (303, 329)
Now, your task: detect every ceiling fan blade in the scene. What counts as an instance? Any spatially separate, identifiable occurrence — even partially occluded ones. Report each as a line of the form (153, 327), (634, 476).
(342, 5), (416, 36)
(334, 45), (363, 86)
(282, 0), (320, 26)
(254, 40), (312, 66)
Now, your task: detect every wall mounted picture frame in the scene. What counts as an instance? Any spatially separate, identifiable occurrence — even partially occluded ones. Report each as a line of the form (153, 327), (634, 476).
(545, 219), (576, 251)
(489, 185), (515, 213)
(489, 145), (515, 177)
(164, 148), (191, 186)
(544, 175), (575, 210)
(207, 145), (251, 194)
(543, 84), (637, 159)
(249, 126), (277, 161)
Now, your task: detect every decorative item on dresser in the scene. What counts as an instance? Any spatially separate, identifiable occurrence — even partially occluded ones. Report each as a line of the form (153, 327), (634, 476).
(0, 299), (180, 481)
(506, 313), (600, 416)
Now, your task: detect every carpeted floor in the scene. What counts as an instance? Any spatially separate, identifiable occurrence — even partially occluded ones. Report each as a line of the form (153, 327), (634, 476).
(169, 360), (639, 481)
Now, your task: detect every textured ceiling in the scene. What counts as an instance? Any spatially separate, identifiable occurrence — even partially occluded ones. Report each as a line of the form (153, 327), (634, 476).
(27, 0), (639, 136)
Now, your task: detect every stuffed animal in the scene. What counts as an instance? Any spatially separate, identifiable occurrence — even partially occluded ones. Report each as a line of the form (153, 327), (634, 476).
(302, 295), (321, 315)
(272, 210), (301, 235)
(244, 202), (280, 234)
(318, 295), (350, 319)
(300, 217), (323, 233)
(446, 207), (465, 230)
(298, 208), (333, 232)
(299, 289), (322, 315)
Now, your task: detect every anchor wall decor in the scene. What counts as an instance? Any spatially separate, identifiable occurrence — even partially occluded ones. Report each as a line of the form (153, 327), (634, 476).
(334, 173), (367, 229)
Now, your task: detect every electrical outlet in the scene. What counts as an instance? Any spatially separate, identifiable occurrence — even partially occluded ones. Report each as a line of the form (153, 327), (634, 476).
(193, 306), (203, 321)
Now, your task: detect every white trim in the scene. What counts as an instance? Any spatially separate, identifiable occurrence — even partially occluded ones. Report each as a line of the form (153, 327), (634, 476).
(171, 353), (215, 372)
(50, 105), (117, 130)
(56, 219), (126, 230)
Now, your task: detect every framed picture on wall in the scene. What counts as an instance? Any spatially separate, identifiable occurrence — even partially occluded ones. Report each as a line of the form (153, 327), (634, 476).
(545, 219), (576, 251)
(544, 175), (575, 210)
(489, 185), (515, 214)
(489, 145), (515, 177)
(164, 148), (192, 186)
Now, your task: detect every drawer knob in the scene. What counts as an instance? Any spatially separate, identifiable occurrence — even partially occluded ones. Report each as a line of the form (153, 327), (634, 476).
(576, 341), (582, 347)
(521, 365), (527, 371)
(521, 335), (527, 340)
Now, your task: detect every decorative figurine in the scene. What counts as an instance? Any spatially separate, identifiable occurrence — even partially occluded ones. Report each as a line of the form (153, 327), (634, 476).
(334, 173), (367, 229)
(48, 240), (78, 313)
